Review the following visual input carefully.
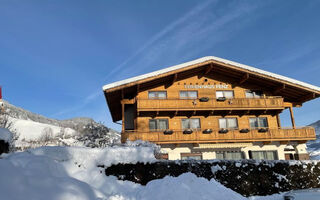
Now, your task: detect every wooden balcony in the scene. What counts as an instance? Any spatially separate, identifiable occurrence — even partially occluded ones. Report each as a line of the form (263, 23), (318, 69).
(121, 127), (316, 144)
(136, 97), (284, 111)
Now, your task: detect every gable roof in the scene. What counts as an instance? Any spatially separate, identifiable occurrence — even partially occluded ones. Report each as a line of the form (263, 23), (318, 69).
(102, 56), (320, 92)
(103, 56), (320, 122)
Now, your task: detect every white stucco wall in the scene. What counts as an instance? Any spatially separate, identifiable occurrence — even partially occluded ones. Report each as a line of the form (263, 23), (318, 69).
(160, 142), (308, 160)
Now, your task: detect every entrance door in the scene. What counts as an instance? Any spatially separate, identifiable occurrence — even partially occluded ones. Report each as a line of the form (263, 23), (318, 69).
(285, 153), (294, 160)
(124, 104), (135, 130)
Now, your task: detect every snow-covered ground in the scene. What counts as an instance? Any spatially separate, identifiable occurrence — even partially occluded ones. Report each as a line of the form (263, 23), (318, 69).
(0, 142), (294, 200)
(6, 116), (120, 149)
(12, 117), (77, 141)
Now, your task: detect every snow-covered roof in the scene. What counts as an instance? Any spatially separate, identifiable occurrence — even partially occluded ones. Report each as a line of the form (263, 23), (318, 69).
(102, 56), (320, 92)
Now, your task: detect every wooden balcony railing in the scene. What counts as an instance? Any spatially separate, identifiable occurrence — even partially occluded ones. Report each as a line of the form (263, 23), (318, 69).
(136, 97), (284, 111)
(121, 127), (316, 144)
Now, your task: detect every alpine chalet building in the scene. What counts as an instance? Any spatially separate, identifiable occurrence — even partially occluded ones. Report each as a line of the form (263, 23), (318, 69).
(103, 57), (319, 160)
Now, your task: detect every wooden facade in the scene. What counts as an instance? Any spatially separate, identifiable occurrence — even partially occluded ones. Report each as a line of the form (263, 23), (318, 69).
(103, 57), (320, 160)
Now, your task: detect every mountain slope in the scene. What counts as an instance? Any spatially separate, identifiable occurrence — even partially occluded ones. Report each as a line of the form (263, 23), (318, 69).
(307, 120), (320, 159)
(0, 100), (120, 149)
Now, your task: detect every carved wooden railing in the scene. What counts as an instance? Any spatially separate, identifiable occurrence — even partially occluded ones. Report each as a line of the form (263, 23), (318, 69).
(121, 127), (316, 144)
(136, 97), (284, 111)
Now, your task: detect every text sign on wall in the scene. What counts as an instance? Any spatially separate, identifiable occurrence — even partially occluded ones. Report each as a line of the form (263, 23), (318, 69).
(184, 84), (229, 89)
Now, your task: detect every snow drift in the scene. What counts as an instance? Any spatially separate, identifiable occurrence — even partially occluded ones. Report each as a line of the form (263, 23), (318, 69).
(0, 144), (247, 200)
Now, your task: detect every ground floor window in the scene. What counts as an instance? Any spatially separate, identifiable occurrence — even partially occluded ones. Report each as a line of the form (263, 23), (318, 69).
(181, 153), (202, 160)
(249, 151), (278, 160)
(216, 151), (244, 160)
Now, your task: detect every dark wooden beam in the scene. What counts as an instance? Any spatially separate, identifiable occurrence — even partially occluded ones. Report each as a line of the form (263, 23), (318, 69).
(165, 74), (178, 89)
(198, 64), (213, 79)
(204, 63), (213, 75)
(297, 92), (316, 103)
(239, 73), (249, 85)
(136, 84), (140, 95)
(173, 73), (178, 83)
(273, 84), (286, 95)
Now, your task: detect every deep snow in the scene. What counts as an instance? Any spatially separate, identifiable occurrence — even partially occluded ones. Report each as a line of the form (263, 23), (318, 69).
(0, 143), (312, 200)
(0, 144), (251, 200)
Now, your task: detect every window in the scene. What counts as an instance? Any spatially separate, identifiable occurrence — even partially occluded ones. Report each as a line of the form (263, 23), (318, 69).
(148, 91), (167, 99)
(249, 117), (268, 128)
(216, 91), (234, 99)
(219, 118), (238, 129)
(179, 91), (198, 99)
(250, 151), (278, 160)
(181, 118), (201, 129)
(149, 119), (169, 131)
(245, 90), (263, 98)
(181, 153), (202, 160)
(216, 151), (244, 160)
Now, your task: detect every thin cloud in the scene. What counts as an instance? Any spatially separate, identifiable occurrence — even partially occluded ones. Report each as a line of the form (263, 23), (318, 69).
(52, 0), (215, 117)
(104, 0), (215, 79)
(53, 0), (267, 118)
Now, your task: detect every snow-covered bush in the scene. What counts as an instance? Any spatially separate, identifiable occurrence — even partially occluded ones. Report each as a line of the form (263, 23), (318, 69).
(0, 128), (13, 154)
(104, 159), (320, 197)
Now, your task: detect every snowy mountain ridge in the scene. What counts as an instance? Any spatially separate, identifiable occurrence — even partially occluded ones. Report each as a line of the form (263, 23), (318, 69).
(1, 100), (109, 130)
(307, 121), (320, 159)
(0, 100), (120, 149)
(309, 120), (320, 134)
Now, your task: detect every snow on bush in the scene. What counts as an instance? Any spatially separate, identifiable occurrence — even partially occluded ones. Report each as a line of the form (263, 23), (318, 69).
(0, 143), (251, 200)
(0, 128), (13, 143)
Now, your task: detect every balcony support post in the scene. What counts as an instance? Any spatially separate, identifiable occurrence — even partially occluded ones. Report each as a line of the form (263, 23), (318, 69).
(289, 106), (296, 129)
(121, 102), (125, 132)
(276, 114), (281, 129)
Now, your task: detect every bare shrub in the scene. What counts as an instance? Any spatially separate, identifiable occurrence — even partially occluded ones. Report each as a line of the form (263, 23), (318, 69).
(39, 127), (53, 146)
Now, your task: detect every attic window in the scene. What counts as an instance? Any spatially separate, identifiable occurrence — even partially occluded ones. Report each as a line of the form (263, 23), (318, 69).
(246, 90), (263, 98)
(148, 91), (167, 99)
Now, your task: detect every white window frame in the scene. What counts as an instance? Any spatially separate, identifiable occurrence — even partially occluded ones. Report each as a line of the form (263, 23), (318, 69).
(148, 91), (167, 99)
(249, 117), (268, 128)
(218, 118), (238, 129)
(149, 119), (169, 131)
(179, 91), (198, 99)
(181, 118), (201, 130)
(216, 90), (234, 99)
(245, 90), (263, 98)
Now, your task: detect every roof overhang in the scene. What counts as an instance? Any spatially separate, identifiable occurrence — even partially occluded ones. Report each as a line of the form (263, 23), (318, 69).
(103, 56), (320, 122)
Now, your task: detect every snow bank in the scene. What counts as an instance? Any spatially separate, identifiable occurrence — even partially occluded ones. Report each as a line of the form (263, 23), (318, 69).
(0, 152), (97, 200)
(135, 173), (246, 200)
(0, 145), (251, 200)
(29, 145), (157, 167)
(0, 128), (13, 142)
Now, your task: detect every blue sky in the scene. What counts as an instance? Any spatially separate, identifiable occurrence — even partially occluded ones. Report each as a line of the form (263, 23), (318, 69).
(0, 0), (320, 130)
